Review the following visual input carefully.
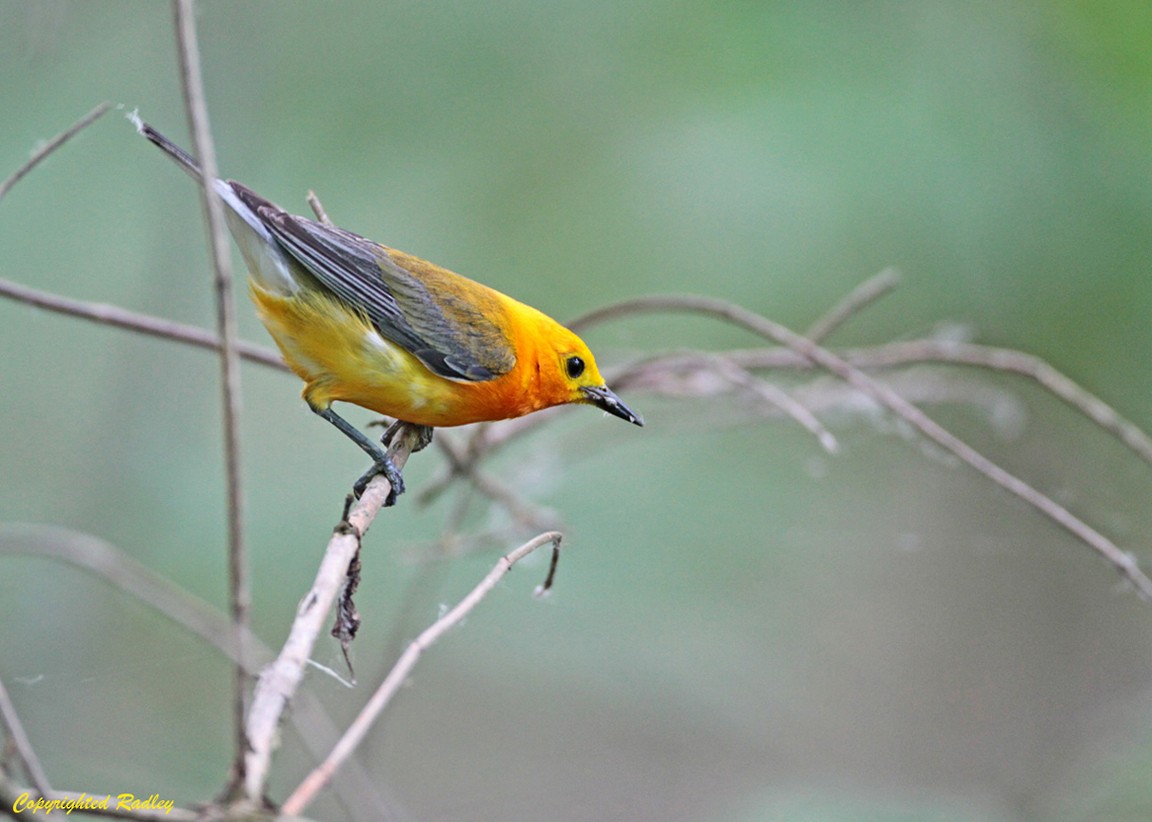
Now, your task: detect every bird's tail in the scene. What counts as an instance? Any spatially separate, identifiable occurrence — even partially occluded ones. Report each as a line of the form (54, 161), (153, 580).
(132, 111), (301, 295)
(128, 111), (204, 183)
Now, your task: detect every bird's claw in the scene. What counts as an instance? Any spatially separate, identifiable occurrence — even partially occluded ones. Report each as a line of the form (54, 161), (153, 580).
(353, 455), (406, 506)
(349, 422), (434, 505)
(380, 421), (434, 453)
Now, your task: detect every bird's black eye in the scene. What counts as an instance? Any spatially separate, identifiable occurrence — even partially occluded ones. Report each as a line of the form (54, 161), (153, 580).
(566, 356), (585, 379)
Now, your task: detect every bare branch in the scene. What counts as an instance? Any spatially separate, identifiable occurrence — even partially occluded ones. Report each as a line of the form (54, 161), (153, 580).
(243, 425), (422, 803)
(172, 0), (250, 780)
(0, 102), (112, 203)
(717, 340), (1152, 469)
(602, 350), (837, 448)
(0, 675), (51, 794)
(0, 524), (391, 817)
(0, 276), (286, 370)
(431, 434), (562, 528)
(417, 415), (555, 507)
(280, 531), (563, 816)
(730, 366), (836, 452)
(0, 523), (256, 663)
(306, 190), (332, 225)
(804, 267), (902, 342)
(841, 340), (1152, 468)
(572, 294), (1152, 599)
(413, 276), (1152, 602)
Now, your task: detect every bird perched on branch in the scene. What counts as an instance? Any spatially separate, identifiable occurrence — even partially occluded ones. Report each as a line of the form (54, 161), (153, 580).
(135, 115), (642, 503)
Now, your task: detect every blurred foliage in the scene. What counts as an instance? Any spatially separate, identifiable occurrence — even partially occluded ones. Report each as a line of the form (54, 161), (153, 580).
(3, 2), (1152, 820)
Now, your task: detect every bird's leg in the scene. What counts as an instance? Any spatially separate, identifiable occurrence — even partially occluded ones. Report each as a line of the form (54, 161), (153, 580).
(312, 406), (406, 505)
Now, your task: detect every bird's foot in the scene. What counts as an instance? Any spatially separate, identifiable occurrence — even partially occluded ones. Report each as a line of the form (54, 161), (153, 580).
(379, 420), (434, 453)
(353, 453), (405, 506)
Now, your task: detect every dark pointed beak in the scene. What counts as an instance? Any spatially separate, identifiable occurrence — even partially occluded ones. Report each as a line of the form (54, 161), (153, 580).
(581, 384), (644, 426)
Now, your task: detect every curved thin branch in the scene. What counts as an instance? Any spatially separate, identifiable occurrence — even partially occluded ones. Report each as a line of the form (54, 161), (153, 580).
(718, 340), (1152, 469)
(0, 675), (51, 794)
(243, 425), (422, 803)
(0, 524), (391, 818)
(0, 102), (112, 203)
(0, 523), (254, 664)
(849, 341), (1152, 467)
(280, 530), (564, 816)
(574, 294), (1152, 600)
(306, 189), (332, 225)
(0, 277), (286, 369)
(804, 267), (902, 342)
(430, 433), (563, 528)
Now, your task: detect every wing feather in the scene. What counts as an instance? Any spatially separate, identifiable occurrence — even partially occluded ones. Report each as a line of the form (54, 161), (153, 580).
(229, 183), (515, 382)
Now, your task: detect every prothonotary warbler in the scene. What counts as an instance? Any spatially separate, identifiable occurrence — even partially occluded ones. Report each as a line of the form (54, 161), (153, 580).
(135, 118), (642, 502)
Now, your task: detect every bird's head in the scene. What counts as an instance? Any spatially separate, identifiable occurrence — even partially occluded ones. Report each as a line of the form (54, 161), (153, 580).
(532, 320), (643, 427)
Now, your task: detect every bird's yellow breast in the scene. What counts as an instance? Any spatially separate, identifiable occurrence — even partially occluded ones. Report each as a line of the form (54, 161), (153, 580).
(249, 282), (549, 427)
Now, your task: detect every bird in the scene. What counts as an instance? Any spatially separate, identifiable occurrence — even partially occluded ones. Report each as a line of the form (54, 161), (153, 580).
(134, 116), (642, 503)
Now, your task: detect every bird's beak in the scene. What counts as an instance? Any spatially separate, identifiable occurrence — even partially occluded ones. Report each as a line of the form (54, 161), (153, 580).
(581, 384), (644, 426)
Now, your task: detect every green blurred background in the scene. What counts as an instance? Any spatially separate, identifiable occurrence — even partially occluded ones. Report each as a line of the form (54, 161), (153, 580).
(3, 2), (1152, 820)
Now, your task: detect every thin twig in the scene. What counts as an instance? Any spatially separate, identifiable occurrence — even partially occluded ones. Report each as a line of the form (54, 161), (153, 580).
(715, 340), (1152, 470)
(612, 353), (1021, 428)
(689, 354), (838, 452)
(417, 416), (554, 506)
(307, 190), (332, 225)
(804, 267), (901, 342)
(801, 263), (898, 338)
(0, 675), (51, 794)
(573, 294), (1152, 599)
(432, 434), (562, 528)
(734, 368), (836, 453)
(839, 340), (1152, 468)
(0, 524), (260, 666)
(172, 0), (250, 784)
(243, 425), (422, 803)
(0, 102), (112, 203)
(0, 276), (286, 370)
(0, 523), (392, 819)
(280, 530), (564, 816)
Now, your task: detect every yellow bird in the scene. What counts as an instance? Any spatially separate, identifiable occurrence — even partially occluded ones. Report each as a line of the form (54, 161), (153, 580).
(137, 119), (641, 502)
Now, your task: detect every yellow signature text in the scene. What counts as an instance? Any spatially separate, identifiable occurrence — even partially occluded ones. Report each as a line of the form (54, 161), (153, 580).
(11, 791), (174, 815)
